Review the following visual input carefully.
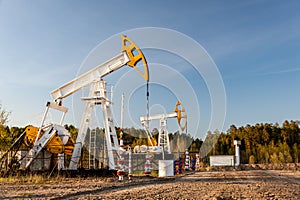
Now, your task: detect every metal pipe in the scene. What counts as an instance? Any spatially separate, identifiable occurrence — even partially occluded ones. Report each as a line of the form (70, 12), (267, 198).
(121, 93), (124, 129)
(234, 140), (241, 166)
(34, 104), (50, 144)
(128, 147), (132, 180)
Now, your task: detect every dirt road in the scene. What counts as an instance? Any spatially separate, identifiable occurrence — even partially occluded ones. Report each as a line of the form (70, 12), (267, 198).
(1, 170), (299, 199)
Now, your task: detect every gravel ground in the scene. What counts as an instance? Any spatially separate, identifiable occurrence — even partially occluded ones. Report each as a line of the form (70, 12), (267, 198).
(0, 170), (299, 199)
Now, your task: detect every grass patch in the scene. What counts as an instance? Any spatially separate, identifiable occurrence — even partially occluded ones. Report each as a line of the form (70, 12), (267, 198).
(0, 173), (68, 185)
(151, 170), (158, 177)
(0, 174), (45, 185)
(131, 170), (159, 177)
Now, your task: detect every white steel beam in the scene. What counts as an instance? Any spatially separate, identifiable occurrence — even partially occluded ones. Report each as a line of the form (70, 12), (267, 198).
(50, 52), (130, 102)
(140, 112), (177, 122)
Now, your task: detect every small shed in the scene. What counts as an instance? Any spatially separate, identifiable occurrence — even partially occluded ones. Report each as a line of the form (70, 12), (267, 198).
(210, 155), (234, 166)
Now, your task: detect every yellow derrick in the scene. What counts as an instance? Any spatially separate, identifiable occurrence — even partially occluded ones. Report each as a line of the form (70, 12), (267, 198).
(25, 125), (74, 155)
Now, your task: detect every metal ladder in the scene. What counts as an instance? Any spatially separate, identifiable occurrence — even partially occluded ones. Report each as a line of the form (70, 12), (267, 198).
(158, 119), (171, 154)
(89, 129), (97, 169)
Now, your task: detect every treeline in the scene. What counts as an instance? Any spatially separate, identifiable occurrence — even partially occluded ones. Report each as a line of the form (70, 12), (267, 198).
(206, 120), (300, 164)
(0, 126), (26, 150)
(0, 119), (299, 165)
(0, 123), (196, 153)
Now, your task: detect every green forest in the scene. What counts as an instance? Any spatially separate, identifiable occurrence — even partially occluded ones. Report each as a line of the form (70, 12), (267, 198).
(0, 104), (299, 165)
(211, 121), (300, 164)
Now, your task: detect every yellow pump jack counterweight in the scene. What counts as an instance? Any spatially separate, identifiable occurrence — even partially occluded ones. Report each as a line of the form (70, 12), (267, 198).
(25, 126), (74, 155)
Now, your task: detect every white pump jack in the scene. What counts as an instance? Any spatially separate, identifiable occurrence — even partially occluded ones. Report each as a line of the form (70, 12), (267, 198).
(140, 101), (187, 154)
(24, 35), (149, 170)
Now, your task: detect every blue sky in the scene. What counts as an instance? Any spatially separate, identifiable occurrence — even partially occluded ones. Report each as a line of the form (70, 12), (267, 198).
(1, 0), (300, 139)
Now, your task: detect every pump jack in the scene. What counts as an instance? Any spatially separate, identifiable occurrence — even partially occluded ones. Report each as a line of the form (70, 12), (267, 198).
(21, 35), (149, 170)
(140, 101), (187, 154)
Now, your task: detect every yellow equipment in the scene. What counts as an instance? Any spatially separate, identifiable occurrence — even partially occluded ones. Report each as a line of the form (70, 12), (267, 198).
(25, 125), (74, 155)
